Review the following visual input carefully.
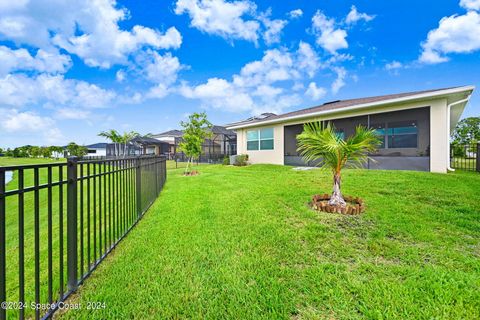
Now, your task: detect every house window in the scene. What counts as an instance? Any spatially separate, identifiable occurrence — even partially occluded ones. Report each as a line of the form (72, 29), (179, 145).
(372, 121), (417, 149)
(247, 128), (274, 150)
(387, 121), (418, 148)
(372, 124), (386, 149)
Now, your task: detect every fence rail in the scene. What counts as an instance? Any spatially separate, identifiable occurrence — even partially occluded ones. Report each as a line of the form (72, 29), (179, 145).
(450, 143), (479, 172)
(0, 155), (166, 319)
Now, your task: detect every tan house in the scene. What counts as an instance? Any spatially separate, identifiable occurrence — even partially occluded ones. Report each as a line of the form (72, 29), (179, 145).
(227, 86), (474, 173)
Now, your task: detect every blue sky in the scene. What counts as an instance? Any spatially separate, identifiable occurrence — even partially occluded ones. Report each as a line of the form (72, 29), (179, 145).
(1, 0), (479, 148)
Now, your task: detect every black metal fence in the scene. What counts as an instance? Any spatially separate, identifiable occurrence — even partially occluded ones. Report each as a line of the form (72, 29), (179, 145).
(0, 155), (166, 319)
(450, 143), (479, 172)
(173, 152), (229, 164)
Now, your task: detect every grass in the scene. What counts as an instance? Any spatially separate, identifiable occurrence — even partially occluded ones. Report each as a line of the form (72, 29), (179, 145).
(53, 164), (480, 319)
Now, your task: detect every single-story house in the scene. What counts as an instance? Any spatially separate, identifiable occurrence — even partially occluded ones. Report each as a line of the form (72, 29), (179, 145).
(151, 129), (184, 155)
(227, 86), (475, 173)
(85, 143), (108, 157)
(152, 126), (237, 159)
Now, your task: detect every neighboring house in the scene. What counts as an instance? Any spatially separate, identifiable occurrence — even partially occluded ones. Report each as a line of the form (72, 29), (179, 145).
(85, 143), (108, 157)
(151, 130), (184, 155)
(227, 86), (474, 173)
(152, 126), (237, 159)
(104, 138), (170, 156)
(130, 136), (170, 155)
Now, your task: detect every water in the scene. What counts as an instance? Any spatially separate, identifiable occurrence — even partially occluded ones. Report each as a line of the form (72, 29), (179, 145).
(5, 171), (12, 185)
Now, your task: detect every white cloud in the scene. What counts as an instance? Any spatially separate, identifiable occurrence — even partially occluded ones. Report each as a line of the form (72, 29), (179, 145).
(55, 108), (90, 120)
(174, 0), (260, 43)
(419, 11), (480, 64)
(116, 70), (126, 82)
(136, 50), (182, 86)
(312, 10), (348, 54)
(331, 67), (347, 94)
(0, 46), (71, 76)
(296, 41), (321, 77)
(288, 9), (303, 19)
(345, 5), (375, 25)
(178, 44), (321, 114)
(460, 0), (480, 11)
(385, 61), (403, 70)
(0, 108), (63, 143)
(0, 74), (116, 109)
(305, 82), (327, 100)
(0, 0), (182, 68)
(259, 12), (288, 45)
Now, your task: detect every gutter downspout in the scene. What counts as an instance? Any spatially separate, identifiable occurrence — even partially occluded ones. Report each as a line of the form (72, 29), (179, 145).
(447, 95), (471, 171)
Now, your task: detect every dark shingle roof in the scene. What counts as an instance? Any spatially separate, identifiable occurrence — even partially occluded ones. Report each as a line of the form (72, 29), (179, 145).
(86, 143), (108, 149)
(227, 86), (470, 128)
(211, 125), (236, 135)
(130, 137), (169, 146)
(154, 126), (236, 137)
(153, 129), (184, 137)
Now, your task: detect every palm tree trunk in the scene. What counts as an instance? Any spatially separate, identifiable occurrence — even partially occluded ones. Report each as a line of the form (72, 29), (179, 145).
(329, 172), (346, 207)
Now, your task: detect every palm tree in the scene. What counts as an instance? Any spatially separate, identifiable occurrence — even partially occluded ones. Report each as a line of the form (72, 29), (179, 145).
(120, 131), (139, 157)
(297, 122), (380, 208)
(98, 129), (121, 156)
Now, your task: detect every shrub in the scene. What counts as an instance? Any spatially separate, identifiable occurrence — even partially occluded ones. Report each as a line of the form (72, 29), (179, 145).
(223, 156), (230, 165)
(234, 154), (249, 166)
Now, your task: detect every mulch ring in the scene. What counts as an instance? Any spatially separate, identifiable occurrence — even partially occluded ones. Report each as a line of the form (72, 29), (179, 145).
(183, 170), (200, 176)
(311, 194), (365, 215)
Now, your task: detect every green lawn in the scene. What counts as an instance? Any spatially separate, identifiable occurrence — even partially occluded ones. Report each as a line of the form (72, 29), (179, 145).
(55, 165), (480, 319)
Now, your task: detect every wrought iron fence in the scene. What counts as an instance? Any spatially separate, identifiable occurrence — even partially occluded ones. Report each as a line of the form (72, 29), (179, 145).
(0, 155), (166, 319)
(450, 143), (479, 172)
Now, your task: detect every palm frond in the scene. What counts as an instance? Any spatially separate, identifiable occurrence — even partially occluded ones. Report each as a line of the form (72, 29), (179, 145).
(297, 123), (380, 172)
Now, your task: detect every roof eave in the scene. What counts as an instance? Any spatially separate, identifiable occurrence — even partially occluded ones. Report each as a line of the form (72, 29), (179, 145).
(227, 86), (475, 130)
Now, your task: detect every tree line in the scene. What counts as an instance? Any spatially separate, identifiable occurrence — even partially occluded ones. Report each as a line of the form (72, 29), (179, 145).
(0, 143), (88, 158)
(451, 117), (480, 158)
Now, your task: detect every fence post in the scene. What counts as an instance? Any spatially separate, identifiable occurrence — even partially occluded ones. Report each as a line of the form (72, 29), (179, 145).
(67, 156), (78, 292)
(0, 169), (6, 320)
(136, 156), (142, 217)
(477, 143), (480, 172)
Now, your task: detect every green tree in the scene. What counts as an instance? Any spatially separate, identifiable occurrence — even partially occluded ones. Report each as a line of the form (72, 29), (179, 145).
(452, 117), (480, 145)
(297, 123), (380, 208)
(5, 148), (14, 157)
(30, 146), (42, 158)
(13, 146), (32, 158)
(41, 146), (53, 158)
(49, 146), (64, 159)
(66, 142), (88, 157)
(178, 112), (212, 174)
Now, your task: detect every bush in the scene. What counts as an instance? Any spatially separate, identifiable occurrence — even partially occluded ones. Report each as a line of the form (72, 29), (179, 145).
(222, 156), (230, 165)
(234, 154), (249, 166)
(452, 144), (467, 158)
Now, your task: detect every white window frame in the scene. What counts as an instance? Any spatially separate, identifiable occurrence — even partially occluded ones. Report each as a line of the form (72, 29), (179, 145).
(246, 128), (274, 150)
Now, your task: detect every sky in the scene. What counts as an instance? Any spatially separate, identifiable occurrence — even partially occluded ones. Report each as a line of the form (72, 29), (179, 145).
(1, 0), (480, 148)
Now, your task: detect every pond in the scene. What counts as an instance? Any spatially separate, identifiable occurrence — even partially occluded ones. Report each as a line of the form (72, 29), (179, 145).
(5, 171), (12, 185)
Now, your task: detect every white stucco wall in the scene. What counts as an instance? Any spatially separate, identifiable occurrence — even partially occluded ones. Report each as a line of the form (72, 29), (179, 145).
(429, 99), (448, 173)
(236, 98), (452, 172)
(236, 124), (284, 165)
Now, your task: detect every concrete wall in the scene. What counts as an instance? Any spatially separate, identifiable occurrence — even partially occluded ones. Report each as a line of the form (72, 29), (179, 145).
(236, 124), (284, 165)
(430, 99), (448, 173)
